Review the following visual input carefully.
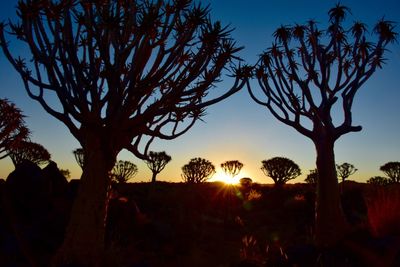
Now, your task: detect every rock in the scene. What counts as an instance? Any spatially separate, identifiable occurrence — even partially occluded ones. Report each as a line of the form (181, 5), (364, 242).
(41, 161), (68, 197)
(5, 160), (50, 219)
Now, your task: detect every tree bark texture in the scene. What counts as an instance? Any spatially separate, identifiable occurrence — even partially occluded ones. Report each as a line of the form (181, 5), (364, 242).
(314, 135), (349, 247)
(151, 172), (158, 184)
(52, 136), (117, 266)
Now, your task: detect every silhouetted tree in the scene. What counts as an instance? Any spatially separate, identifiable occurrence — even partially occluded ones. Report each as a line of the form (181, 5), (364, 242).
(367, 176), (391, 186)
(60, 169), (71, 180)
(261, 157), (301, 186)
(239, 177), (253, 188)
(72, 148), (85, 170)
(336, 162), (358, 184)
(380, 162), (400, 183)
(0, 98), (29, 160)
(182, 157), (215, 183)
(305, 169), (319, 185)
(111, 160), (138, 184)
(144, 151), (171, 184)
(247, 4), (397, 246)
(8, 140), (51, 166)
(0, 0), (249, 263)
(221, 160), (243, 178)
(336, 162), (357, 192)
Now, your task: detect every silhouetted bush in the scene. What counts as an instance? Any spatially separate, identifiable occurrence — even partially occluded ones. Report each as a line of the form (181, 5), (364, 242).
(304, 169), (318, 185)
(367, 176), (391, 186)
(239, 177), (253, 188)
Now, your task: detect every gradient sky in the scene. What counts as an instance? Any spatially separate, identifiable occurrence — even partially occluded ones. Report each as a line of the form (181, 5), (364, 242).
(0, 0), (399, 183)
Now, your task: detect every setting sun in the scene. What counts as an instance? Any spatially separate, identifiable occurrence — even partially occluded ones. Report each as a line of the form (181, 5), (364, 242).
(211, 170), (248, 184)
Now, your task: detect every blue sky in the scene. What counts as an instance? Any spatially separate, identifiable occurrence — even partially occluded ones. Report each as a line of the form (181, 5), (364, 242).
(0, 0), (399, 183)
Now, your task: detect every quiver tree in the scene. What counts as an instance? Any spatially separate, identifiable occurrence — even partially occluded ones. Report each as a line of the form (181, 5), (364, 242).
(261, 157), (301, 186)
(304, 169), (319, 185)
(221, 160), (243, 178)
(336, 162), (357, 183)
(246, 4), (396, 246)
(367, 176), (391, 186)
(182, 157), (215, 183)
(0, 0), (249, 264)
(111, 160), (138, 184)
(72, 148), (85, 170)
(380, 162), (400, 183)
(60, 169), (71, 179)
(144, 151), (171, 183)
(0, 98), (29, 160)
(336, 162), (357, 190)
(8, 140), (51, 166)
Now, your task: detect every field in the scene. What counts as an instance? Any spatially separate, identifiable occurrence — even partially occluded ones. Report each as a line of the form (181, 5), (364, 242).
(1, 174), (399, 267)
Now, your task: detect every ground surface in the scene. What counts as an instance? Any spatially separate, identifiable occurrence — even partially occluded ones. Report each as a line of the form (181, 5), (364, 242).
(1, 179), (399, 266)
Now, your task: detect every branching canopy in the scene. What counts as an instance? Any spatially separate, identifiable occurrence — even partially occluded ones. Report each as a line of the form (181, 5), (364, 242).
(73, 148), (85, 169)
(367, 176), (391, 186)
(8, 140), (51, 166)
(380, 162), (400, 183)
(144, 150), (171, 174)
(304, 169), (318, 184)
(221, 160), (243, 178)
(181, 157), (215, 183)
(336, 162), (357, 181)
(111, 160), (138, 183)
(0, 0), (250, 158)
(248, 4), (397, 141)
(261, 157), (301, 185)
(0, 98), (30, 160)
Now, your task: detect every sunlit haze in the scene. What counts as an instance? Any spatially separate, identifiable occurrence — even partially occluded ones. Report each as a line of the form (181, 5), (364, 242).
(0, 0), (399, 184)
(211, 169), (251, 185)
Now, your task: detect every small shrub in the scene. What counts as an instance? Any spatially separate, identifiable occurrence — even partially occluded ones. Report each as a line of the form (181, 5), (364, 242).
(367, 176), (391, 186)
(247, 189), (262, 201)
(240, 235), (261, 263)
(239, 177), (253, 188)
(239, 234), (289, 266)
(366, 186), (400, 237)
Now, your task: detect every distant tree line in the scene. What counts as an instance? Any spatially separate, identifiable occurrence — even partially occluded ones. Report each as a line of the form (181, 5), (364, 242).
(1, 106), (397, 187)
(367, 162), (400, 185)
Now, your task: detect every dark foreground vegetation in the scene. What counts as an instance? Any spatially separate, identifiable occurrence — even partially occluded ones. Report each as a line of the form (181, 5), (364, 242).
(1, 161), (399, 267)
(0, 0), (397, 264)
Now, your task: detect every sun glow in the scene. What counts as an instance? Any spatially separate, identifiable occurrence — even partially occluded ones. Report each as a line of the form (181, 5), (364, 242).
(212, 170), (240, 184)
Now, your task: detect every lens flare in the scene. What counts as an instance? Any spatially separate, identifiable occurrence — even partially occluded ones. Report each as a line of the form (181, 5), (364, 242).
(212, 170), (240, 184)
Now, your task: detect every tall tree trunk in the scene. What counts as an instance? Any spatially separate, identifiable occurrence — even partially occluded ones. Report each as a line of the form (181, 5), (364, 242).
(52, 136), (117, 266)
(341, 176), (345, 194)
(314, 135), (349, 247)
(151, 172), (157, 184)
